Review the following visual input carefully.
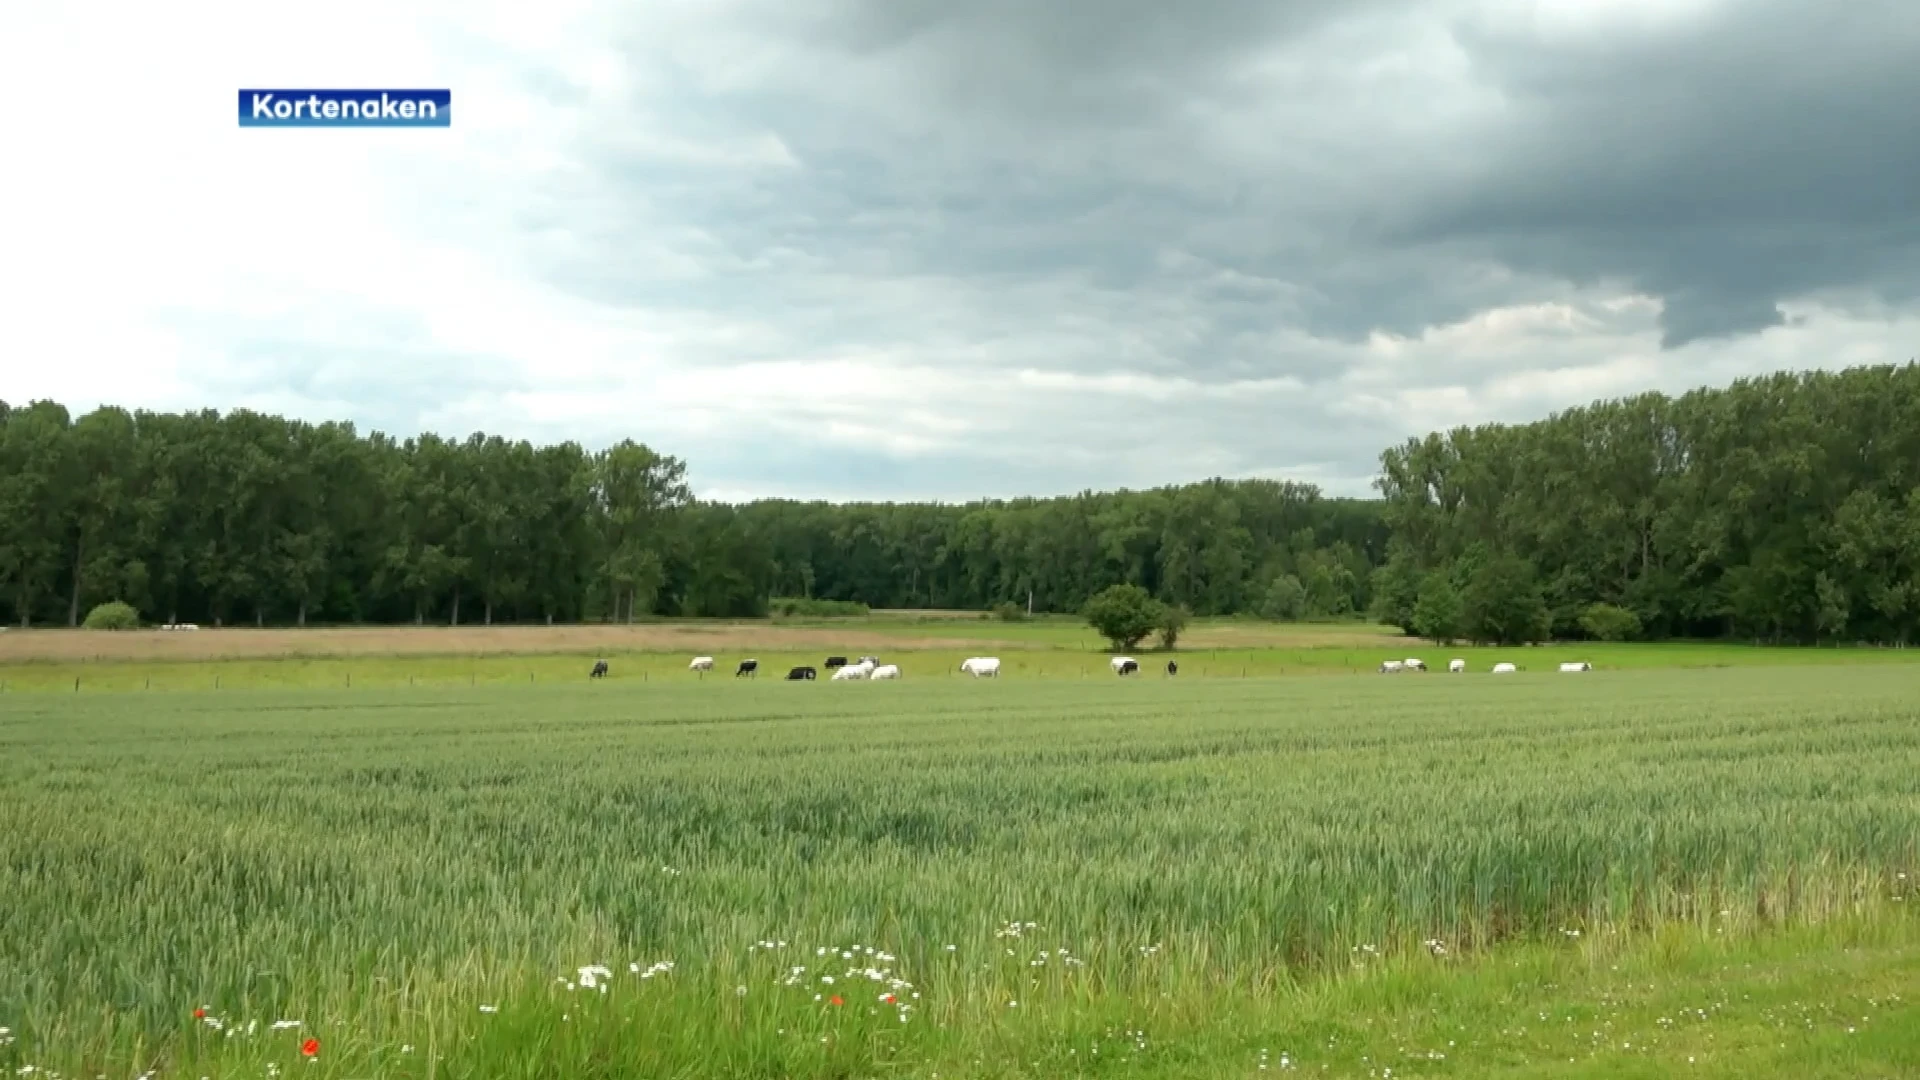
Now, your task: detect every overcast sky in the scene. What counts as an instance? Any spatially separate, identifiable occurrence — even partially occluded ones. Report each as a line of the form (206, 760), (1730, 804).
(3, 0), (1915, 502)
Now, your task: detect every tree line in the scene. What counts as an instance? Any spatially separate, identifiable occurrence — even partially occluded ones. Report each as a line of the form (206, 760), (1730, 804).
(5, 360), (1916, 643)
(0, 400), (1383, 629)
(1370, 361), (1920, 645)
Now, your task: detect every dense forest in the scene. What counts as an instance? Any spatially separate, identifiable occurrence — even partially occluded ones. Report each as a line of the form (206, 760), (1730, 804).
(0, 399), (1383, 628)
(3, 361), (1916, 643)
(1371, 362), (1920, 645)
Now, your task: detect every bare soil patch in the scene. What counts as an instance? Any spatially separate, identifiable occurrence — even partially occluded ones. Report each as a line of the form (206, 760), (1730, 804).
(0, 624), (1038, 664)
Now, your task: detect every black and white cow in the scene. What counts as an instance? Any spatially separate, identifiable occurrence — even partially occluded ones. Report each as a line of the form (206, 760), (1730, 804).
(1115, 659), (1139, 676)
(786, 665), (816, 680)
(858, 655), (880, 666)
(589, 659), (609, 678)
(736, 659), (758, 677)
(1165, 660), (1177, 676)
(823, 655), (849, 669)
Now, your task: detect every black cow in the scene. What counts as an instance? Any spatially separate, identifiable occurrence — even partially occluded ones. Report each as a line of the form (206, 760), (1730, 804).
(1165, 660), (1178, 676)
(1117, 659), (1139, 675)
(735, 659), (758, 677)
(786, 665), (816, 680)
(823, 656), (848, 669)
(589, 659), (609, 678)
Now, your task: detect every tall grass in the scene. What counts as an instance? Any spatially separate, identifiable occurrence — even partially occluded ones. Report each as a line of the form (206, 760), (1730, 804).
(0, 666), (1915, 1076)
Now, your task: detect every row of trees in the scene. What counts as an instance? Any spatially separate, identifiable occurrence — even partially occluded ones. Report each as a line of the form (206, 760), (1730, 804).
(7, 361), (1918, 643)
(0, 402), (772, 627)
(1370, 362), (1920, 645)
(0, 400), (1384, 629)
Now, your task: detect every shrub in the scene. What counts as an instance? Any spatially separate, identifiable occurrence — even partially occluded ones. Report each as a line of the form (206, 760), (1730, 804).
(82, 601), (140, 630)
(1578, 602), (1642, 642)
(1157, 603), (1189, 650)
(993, 601), (1027, 622)
(769, 598), (870, 618)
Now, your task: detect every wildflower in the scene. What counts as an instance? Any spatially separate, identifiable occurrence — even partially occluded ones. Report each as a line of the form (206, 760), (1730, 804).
(479, 1005), (498, 1013)
(830, 996), (844, 1007)
(301, 1038), (319, 1057)
(270, 1020), (302, 1031)
(193, 1008), (206, 1019)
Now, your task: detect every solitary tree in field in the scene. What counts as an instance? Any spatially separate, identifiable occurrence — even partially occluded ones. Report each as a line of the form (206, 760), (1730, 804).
(1083, 583), (1165, 651)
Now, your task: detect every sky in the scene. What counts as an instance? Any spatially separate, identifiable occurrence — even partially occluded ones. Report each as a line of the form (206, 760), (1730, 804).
(2, 0), (1915, 503)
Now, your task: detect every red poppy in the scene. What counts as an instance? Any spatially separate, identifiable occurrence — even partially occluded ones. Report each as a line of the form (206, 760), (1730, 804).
(829, 995), (844, 1007)
(301, 1038), (320, 1056)
(193, 1008), (206, 1019)
(882, 994), (895, 1004)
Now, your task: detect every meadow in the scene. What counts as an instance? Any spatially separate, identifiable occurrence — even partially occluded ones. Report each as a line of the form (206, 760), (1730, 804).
(4, 614), (1919, 693)
(2, 658), (1917, 1078)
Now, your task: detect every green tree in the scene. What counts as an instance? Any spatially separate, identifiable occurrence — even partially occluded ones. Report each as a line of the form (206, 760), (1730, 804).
(1259, 573), (1307, 621)
(1462, 555), (1551, 645)
(1368, 546), (1422, 632)
(1411, 571), (1463, 644)
(1157, 603), (1189, 650)
(1083, 583), (1166, 651)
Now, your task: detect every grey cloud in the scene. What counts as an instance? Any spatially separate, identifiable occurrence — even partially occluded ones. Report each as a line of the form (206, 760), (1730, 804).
(1390, 0), (1920, 346)
(478, 0), (1920, 497)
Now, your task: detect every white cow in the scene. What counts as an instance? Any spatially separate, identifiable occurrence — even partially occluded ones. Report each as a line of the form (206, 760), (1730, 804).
(831, 664), (868, 680)
(1448, 658), (1466, 673)
(870, 663), (902, 680)
(1110, 656), (1136, 674)
(689, 655), (714, 671)
(1403, 658), (1427, 671)
(1491, 662), (1517, 674)
(1379, 659), (1404, 673)
(1558, 661), (1593, 672)
(960, 656), (1001, 678)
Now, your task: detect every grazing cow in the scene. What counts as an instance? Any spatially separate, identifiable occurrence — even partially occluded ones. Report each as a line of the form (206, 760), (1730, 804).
(1558, 661), (1593, 672)
(823, 656), (849, 669)
(1379, 660), (1404, 673)
(960, 656), (1001, 678)
(589, 659), (609, 678)
(1404, 658), (1427, 672)
(736, 659), (758, 677)
(1110, 655), (1136, 674)
(858, 655), (880, 666)
(689, 655), (715, 672)
(1448, 658), (1466, 673)
(1166, 660), (1178, 676)
(786, 665), (816, 680)
(831, 664), (867, 680)
(870, 663), (902, 680)
(1491, 662), (1517, 674)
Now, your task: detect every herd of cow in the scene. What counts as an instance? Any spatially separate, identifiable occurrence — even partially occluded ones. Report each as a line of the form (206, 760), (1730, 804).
(584, 654), (1592, 680)
(1379, 657), (1594, 673)
(585, 653), (1188, 680)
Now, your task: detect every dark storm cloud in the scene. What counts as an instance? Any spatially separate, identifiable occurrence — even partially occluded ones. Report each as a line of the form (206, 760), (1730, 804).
(554, 0), (1918, 352)
(1391, 0), (1920, 346)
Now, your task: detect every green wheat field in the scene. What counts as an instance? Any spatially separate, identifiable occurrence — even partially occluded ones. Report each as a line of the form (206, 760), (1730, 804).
(3, 662), (1918, 1078)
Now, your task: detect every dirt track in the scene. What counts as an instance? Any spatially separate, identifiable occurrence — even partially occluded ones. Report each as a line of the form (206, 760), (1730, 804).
(0, 624), (1035, 663)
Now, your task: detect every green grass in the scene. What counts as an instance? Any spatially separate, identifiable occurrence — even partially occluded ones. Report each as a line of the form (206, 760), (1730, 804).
(5, 636), (1920, 693)
(2, 666), (1916, 1077)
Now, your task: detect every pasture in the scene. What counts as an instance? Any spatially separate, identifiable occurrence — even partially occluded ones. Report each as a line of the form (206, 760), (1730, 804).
(3, 615), (1919, 693)
(2, 663), (1917, 1078)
